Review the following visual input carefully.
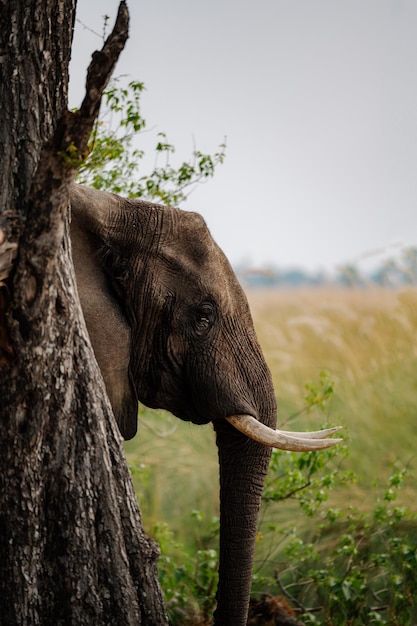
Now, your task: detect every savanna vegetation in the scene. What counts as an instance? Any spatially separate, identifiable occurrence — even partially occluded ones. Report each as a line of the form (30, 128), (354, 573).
(124, 287), (417, 625)
(82, 76), (417, 624)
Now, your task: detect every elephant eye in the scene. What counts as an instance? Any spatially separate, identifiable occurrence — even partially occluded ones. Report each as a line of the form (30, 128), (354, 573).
(193, 302), (215, 336)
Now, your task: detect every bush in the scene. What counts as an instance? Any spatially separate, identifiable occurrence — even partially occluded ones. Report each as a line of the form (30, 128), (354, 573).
(251, 372), (417, 625)
(254, 455), (417, 625)
(132, 371), (417, 625)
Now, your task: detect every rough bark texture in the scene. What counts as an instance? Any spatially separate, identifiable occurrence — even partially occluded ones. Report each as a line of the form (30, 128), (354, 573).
(0, 1), (167, 624)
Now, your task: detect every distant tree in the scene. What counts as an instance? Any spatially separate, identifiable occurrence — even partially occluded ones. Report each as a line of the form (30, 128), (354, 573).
(370, 247), (417, 287)
(337, 263), (364, 288)
(400, 246), (417, 284)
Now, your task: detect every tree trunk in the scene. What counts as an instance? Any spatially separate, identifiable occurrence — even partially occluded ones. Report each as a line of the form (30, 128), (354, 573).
(0, 2), (167, 624)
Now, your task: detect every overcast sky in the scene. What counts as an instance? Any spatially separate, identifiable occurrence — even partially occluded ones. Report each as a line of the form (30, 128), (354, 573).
(69, 0), (417, 273)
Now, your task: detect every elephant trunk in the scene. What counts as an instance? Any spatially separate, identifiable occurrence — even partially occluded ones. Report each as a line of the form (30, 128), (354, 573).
(213, 419), (273, 626)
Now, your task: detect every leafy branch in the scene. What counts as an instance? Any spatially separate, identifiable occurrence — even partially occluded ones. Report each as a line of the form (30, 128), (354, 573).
(77, 78), (226, 206)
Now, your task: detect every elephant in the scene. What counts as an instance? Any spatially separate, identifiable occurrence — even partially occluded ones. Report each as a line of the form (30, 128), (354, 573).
(69, 184), (342, 626)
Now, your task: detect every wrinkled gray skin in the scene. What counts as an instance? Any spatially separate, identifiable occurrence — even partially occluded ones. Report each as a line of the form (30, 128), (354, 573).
(70, 184), (277, 626)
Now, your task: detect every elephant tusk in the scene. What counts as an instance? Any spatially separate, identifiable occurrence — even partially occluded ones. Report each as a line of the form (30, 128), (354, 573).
(225, 415), (343, 451)
(278, 426), (343, 439)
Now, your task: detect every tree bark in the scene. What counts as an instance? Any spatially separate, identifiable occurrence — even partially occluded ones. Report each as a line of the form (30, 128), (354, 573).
(0, 2), (167, 624)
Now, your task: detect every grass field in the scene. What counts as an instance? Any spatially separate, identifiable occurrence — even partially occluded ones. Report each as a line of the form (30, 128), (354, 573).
(251, 288), (417, 490)
(124, 287), (417, 553)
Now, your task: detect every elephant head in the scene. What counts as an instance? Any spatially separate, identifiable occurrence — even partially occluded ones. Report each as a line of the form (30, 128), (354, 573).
(70, 184), (341, 625)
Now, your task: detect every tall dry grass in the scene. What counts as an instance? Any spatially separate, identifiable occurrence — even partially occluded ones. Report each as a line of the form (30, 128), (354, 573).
(250, 287), (417, 501)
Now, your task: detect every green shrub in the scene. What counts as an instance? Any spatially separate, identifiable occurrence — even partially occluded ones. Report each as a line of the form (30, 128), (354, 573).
(132, 370), (417, 625)
(251, 372), (417, 625)
(152, 514), (219, 625)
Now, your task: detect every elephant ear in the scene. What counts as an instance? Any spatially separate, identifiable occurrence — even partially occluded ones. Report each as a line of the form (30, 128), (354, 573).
(70, 183), (139, 440)
(69, 183), (126, 243)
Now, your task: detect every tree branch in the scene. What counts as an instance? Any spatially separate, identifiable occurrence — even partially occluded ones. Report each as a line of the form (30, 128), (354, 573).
(80, 1), (129, 122)
(25, 1), (130, 263)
